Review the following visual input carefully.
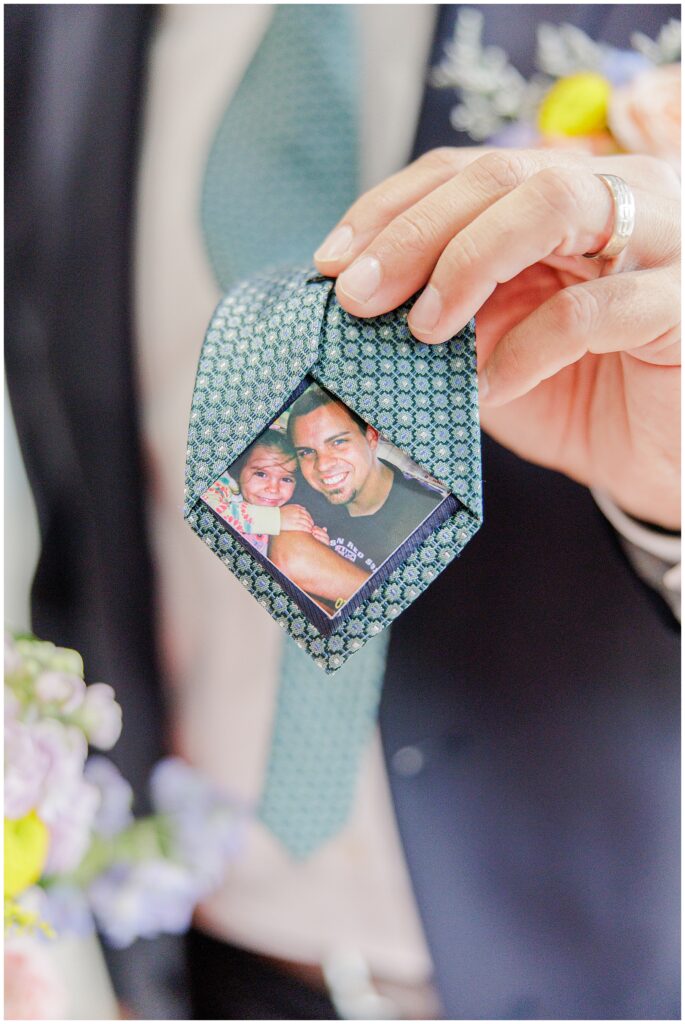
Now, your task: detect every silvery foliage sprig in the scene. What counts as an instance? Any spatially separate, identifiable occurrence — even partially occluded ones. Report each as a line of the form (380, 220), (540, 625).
(631, 19), (681, 65)
(432, 8), (681, 142)
(431, 8), (544, 141)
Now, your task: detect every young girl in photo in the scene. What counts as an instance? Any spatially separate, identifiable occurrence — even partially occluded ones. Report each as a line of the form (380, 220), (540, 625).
(202, 429), (328, 555)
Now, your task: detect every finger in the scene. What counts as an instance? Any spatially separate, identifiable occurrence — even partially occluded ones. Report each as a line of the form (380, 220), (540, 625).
(408, 168), (676, 344)
(315, 151), (676, 276)
(292, 505), (313, 522)
(314, 147), (492, 271)
(480, 266), (681, 407)
(332, 149), (589, 317)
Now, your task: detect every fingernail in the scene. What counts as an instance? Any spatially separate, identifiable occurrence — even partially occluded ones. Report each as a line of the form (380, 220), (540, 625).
(337, 256), (382, 304)
(478, 368), (490, 401)
(409, 285), (443, 334)
(314, 224), (354, 263)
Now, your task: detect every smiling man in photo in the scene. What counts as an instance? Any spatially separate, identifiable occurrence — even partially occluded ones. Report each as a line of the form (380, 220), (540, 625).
(269, 386), (446, 593)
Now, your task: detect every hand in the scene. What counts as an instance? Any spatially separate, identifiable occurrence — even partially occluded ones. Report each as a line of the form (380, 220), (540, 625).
(279, 504), (315, 533)
(314, 148), (680, 529)
(311, 525), (330, 545)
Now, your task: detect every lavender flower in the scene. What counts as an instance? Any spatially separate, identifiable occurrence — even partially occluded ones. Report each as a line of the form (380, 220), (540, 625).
(84, 756), (134, 837)
(150, 758), (244, 889)
(24, 883), (95, 940)
(487, 120), (540, 148)
(150, 757), (218, 816)
(88, 860), (200, 948)
(600, 48), (651, 87)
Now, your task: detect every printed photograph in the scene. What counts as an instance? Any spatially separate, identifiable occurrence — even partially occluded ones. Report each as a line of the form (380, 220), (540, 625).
(201, 382), (453, 626)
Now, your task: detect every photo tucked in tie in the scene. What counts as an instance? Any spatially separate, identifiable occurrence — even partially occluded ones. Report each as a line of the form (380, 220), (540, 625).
(185, 268), (482, 672)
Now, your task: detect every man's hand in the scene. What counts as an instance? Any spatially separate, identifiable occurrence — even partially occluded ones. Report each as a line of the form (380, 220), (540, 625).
(314, 148), (681, 529)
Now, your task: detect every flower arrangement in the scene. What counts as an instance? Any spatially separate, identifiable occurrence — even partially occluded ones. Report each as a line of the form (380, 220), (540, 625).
(433, 10), (680, 167)
(5, 631), (243, 1018)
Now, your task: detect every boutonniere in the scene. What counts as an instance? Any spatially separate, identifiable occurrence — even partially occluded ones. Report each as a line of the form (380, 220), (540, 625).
(432, 9), (681, 167)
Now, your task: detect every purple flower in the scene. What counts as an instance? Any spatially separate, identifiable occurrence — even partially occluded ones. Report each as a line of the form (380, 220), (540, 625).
(84, 756), (134, 837)
(600, 48), (651, 87)
(150, 758), (244, 889)
(150, 757), (219, 816)
(170, 804), (243, 890)
(35, 883), (95, 939)
(488, 120), (540, 148)
(88, 860), (200, 948)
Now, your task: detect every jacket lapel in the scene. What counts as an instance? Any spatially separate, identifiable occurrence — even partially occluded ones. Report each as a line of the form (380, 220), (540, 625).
(5, 5), (164, 795)
(383, 4), (680, 1017)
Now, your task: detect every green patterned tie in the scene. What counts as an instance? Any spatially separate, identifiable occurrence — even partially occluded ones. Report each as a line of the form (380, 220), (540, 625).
(259, 632), (391, 859)
(201, 5), (390, 858)
(202, 3), (358, 290)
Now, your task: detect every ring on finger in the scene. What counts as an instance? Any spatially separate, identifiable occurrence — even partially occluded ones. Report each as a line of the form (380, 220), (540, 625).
(583, 173), (636, 262)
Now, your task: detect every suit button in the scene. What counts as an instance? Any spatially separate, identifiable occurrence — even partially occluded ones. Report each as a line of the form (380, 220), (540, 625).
(391, 745), (424, 777)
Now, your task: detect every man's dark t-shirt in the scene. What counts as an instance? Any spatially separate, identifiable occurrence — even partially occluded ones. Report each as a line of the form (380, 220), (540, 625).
(295, 462), (448, 573)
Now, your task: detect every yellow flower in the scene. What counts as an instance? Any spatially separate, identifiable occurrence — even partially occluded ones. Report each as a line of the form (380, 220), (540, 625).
(4, 897), (54, 937)
(4, 812), (49, 898)
(538, 72), (612, 137)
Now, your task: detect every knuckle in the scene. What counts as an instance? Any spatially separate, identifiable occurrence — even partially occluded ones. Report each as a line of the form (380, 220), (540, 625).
(499, 339), (527, 385)
(371, 185), (406, 220)
(553, 285), (602, 336)
(628, 155), (681, 197)
(469, 150), (530, 194)
(383, 208), (442, 259)
(444, 229), (482, 274)
(419, 146), (463, 174)
(347, 185), (396, 228)
(528, 166), (585, 220)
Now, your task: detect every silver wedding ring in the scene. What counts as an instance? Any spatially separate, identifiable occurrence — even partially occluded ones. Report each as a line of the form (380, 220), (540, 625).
(583, 173), (636, 260)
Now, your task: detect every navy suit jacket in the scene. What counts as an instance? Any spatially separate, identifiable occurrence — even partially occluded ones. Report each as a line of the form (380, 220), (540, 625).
(5, 5), (680, 1018)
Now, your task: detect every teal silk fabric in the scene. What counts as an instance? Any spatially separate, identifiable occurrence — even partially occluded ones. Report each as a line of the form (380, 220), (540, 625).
(201, 4), (358, 291)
